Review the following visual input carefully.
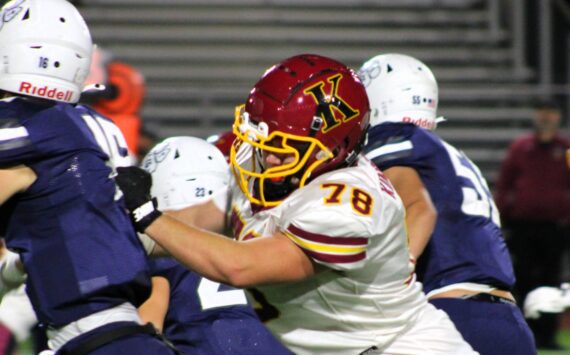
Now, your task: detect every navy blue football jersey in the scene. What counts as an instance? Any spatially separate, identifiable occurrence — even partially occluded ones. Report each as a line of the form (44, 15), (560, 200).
(149, 258), (291, 355)
(364, 122), (515, 293)
(0, 97), (150, 327)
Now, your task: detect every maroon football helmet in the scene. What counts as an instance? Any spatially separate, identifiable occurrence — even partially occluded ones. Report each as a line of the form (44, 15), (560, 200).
(231, 54), (370, 206)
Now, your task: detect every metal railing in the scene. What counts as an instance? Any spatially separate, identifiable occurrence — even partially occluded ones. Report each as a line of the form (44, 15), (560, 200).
(501, 0), (570, 127)
(511, 0), (528, 77)
(486, 0), (528, 77)
(540, 0), (570, 129)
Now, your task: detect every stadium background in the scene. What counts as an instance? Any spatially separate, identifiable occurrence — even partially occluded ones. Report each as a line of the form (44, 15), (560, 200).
(10, 0), (570, 354)
(79, 0), (570, 184)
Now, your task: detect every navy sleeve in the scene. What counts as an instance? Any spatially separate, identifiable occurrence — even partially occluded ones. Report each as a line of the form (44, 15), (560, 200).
(0, 102), (80, 167)
(0, 118), (36, 167)
(0, 101), (118, 169)
(364, 123), (438, 171)
(148, 257), (179, 279)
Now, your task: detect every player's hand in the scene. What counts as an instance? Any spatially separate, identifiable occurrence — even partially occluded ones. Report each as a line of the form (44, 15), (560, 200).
(523, 285), (569, 319)
(115, 166), (162, 232)
(0, 250), (26, 293)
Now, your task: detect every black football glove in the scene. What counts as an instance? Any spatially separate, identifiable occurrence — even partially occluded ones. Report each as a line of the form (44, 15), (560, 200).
(115, 166), (162, 232)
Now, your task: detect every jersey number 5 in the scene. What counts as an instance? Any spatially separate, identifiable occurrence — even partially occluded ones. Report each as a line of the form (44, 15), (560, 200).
(444, 142), (500, 226)
(81, 113), (131, 172)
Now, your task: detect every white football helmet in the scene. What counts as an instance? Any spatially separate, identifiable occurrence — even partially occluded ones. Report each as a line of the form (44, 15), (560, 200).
(0, 0), (92, 103)
(358, 53), (442, 130)
(141, 137), (229, 211)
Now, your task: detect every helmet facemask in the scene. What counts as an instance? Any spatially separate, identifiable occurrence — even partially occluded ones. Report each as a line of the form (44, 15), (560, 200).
(230, 54), (370, 207)
(230, 105), (334, 207)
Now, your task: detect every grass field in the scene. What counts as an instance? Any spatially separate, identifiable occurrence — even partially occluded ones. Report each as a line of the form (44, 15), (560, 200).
(13, 330), (570, 354)
(538, 330), (570, 355)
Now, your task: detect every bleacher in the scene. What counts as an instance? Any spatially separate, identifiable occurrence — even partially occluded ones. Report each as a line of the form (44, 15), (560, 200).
(81, 0), (536, 182)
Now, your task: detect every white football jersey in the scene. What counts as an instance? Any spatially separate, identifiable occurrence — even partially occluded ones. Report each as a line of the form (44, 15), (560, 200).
(229, 156), (474, 354)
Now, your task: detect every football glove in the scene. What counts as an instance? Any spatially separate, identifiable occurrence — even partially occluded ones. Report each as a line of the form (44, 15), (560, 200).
(115, 166), (162, 232)
(0, 250), (26, 293)
(523, 283), (570, 319)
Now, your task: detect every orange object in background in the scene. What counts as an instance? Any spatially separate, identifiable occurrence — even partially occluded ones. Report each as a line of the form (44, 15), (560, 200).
(83, 47), (146, 157)
(92, 62), (145, 156)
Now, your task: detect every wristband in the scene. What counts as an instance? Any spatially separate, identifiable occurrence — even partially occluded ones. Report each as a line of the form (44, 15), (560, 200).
(131, 198), (162, 232)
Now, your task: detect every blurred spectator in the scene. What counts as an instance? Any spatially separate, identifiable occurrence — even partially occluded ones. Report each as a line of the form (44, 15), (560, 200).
(495, 99), (570, 349)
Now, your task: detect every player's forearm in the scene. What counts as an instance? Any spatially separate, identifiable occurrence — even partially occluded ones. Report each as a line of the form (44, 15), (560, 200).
(167, 199), (227, 234)
(0, 165), (37, 205)
(145, 214), (257, 287)
(383, 166), (436, 259)
(138, 277), (170, 332)
(406, 199), (437, 259)
(145, 215), (315, 287)
(140, 201), (227, 258)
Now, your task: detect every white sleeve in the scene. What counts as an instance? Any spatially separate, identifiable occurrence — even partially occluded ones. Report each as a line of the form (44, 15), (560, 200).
(211, 185), (230, 213)
(283, 210), (371, 271)
(280, 183), (378, 271)
(137, 232), (156, 255)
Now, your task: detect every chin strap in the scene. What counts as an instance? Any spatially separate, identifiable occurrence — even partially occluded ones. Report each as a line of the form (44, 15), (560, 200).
(343, 124), (369, 168)
(254, 169), (303, 204)
(434, 116), (446, 129)
(81, 83), (106, 93)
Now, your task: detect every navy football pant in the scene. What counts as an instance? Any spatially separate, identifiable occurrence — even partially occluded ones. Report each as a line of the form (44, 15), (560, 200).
(174, 317), (293, 355)
(55, 322), (178, 355)
(430, 297), (536, 355)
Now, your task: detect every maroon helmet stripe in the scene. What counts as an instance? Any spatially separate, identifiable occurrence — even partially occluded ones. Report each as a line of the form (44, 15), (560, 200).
(287, 224), (368, 246)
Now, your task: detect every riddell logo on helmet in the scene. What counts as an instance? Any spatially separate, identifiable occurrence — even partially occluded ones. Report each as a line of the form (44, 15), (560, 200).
(403, 116), (435, 130)
(19, 82), (73, 102)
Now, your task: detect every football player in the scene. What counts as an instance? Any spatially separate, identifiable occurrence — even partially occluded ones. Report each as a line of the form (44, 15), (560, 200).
(359, 53), (536, 355)
(115, 54), (476, 354)
(0, 0), (177, 353)
(137, 136), (291, 354)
